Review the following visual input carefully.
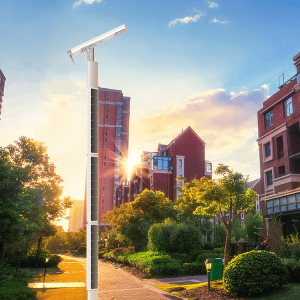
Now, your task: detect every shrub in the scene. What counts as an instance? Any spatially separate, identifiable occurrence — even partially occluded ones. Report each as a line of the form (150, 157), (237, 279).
(196, 251), (218, 263)
(148, 222), (203, 256)
(213, 247), (224, 256)
(25, 255), (46, 268)
(223, 250), (288, 296)
(279, 233), (300, 259)
(182, 262), (206, 275)
(281, 258), (300, 283)
(99, 248), (110, 259)
(170, 253), (189, 264)
(155, 262), (181, 277)
(76, 246), (86, 255)
(47, 255), (62, 268)
(0, 276), (37, 300)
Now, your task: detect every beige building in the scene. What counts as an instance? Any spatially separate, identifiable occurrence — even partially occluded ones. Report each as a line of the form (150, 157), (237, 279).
(69, 200), (84, 232)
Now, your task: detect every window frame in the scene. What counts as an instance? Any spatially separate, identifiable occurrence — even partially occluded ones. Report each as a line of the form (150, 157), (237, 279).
(265, 110), (273, 129)
(284, 97), (293, 117)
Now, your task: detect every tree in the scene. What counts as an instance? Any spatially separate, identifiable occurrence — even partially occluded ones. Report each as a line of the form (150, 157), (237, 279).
(231, 218), (247, 242)
(0, 137), (73, 264)
(102, 189), (176, 248)
(179, 164), (257, 267)
(245, 211), (263, 242)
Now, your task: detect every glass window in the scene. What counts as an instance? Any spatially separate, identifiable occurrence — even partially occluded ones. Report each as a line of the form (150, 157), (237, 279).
(116, 150), (121, 154)
(115, 169), (120, 172)
(116, 156), (120, 160)
(265, 110), (273, 129)
(284, 97), (293, 117)
(107, 104), (109, 107)
(267, 208), (273, 214)
(105, 144), (106, 147)
(115, 163), (119, 166)
(281, 205), (287, 211)
(115, 181), (119, 185)
(115, 175), (119, 179)
(107, 98), (109, 101)
(267, 201), (273, 208)
(116, 145), (121, 148)
(118, 110), (122, 114)
(117, 122), (122, 125)
(265, 142), (271, 157)
(287, 195), (295, 203)
(117, 133), (121, 137)
(118, 104), (123, 108)
(266, 170), (273, 186)
(179, 159), (182, 167)
(117, 116), (122, 119)
(280, 197), (286, 205)
(116, 139), (121, 142)
(117, 128), (121, 131)
(296, 194), (300, 202)
(288, 203), (296, 210)
(273, 199), (279, 206)
(108, 92), (109, 95)
(274, 207), (280, 213)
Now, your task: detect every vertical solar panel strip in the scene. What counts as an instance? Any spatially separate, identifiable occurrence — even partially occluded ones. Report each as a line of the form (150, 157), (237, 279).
(90, 157), (98, 221)
(90, 88), (98, 154)
(91, 224), (98, 289)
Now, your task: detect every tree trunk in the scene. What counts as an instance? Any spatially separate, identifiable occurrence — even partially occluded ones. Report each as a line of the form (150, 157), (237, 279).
(36, 236), (42, 268)
(224, 226), (232, 269)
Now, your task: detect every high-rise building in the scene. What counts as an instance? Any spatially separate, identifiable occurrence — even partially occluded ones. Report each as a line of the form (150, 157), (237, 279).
(257, 50), (300, 240)
(69, 200), (84, 232)
(0, 69), (6, 120)
(98, 87), (130, 229)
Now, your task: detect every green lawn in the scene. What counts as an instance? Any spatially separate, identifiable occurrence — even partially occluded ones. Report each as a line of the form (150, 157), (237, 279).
(154, 281), (300, 300)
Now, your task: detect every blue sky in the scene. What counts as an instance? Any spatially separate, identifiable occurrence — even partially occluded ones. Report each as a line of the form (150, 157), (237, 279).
(1, 0), (300, 227)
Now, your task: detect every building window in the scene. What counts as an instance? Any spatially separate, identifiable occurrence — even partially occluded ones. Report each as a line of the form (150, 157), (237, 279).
(107, 98), (109, 101)
(115, 181), (119, 185)
(107, 109), (108, 113)
(115, 169), (120, 172)
(118, 110), (122, 114)
(118, 104), (123, 108)
(116, 150), (121, 154)
(116, 156), (120, 160)
(266, 170), (273, 186)
(115, 163), (120, 166)
(277, 136), (284, 158)
(278, 165), (285, 177)
(117, 127), (121, 131)
(117, 133), (121, 137)
(116, 139), (121, 142)
(115, 175), (119, 179)
(105, 144), (106, 147)
(117, 122), (122, 125)
(241, 213), (244, 220)
(265, 142), (271, 157)
(284, 97), (293, 117)
(106, 115), (108, 118)
(179, 159), (182, 167)
(106, 121), (108, 124)
(107, 104), (109, 107)
(108, 92), (109, 95)
(116, 145), (121, 148)
(265, 110), (273, 128)
(117, 116), (122, 120)
(106, 126), (107, 130)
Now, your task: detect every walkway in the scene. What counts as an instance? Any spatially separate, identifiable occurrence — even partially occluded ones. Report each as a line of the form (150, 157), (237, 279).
(70, 256), (208, 300)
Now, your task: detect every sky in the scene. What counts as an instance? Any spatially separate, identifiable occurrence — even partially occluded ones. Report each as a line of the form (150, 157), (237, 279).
(1, 0), (300, 230)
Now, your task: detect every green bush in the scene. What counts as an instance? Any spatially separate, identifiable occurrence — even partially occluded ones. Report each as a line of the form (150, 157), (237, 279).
(281, 258), (300, 283)
(223, 250), (288, 296)
(148, 222), (203, 256)
(213, 247), (224, 256)
(99, 248), (110, 259)
(170, 253), (189, 264)
(153, 262), (182, 277)
(196, 251), (218, 263)
(279, 233), (300, 259)
(24, 255), (46, 268)
(0, 276), (36, 300)
(47, 255), (62, 268)
(182, 262), (206, 275)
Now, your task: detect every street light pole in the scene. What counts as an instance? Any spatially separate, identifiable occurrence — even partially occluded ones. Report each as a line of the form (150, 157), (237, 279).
(67, 25), (127, 300)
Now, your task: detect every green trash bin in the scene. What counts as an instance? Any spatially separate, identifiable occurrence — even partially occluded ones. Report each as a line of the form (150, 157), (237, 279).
(210, 258), (223, 280)
(73, 250), (76, 256)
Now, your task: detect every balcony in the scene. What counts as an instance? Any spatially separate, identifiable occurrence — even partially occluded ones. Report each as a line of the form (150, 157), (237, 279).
(149, 156), (172, 171)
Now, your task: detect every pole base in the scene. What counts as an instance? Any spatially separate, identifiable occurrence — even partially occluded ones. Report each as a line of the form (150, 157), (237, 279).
(88, 290), (98, 300)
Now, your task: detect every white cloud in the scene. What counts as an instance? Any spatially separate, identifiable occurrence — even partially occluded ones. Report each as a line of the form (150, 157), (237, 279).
(169, 12), (206, 27)
(210, 17), (228, 24)
(73, 0), (102, 8)
(208, 2), (219, 8)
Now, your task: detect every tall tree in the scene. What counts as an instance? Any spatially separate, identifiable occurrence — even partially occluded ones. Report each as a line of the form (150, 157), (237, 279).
(0, 137), (73, 263)
(179, 164), (257, 267)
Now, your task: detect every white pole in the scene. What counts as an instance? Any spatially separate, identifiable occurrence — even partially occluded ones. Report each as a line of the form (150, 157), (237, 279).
(86, 48), (99, 300)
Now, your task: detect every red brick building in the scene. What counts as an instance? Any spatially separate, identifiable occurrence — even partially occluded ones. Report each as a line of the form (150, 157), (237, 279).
(126, 126), (212, 202)
(0, 69), (6, 120)
(257, 51), (300, 236)
(83, 87), (130, 231)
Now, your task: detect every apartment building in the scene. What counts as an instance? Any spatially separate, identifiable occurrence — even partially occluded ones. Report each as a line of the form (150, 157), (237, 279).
(123, 126), (212, 203)
(257, 51), (300, 236)
(69, 200), (84, 232)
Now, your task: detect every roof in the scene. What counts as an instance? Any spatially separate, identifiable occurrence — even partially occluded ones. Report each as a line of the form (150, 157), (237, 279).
(165, 126), (205, 150)
(246, 178), (260, 189)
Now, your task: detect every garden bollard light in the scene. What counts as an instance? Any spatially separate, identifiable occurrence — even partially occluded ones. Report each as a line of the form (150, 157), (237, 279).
(205, 258), (212, 292)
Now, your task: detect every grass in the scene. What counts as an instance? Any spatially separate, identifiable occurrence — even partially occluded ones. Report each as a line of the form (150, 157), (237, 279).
(28, 256), (87, 300)
(154, 281), (300, 300)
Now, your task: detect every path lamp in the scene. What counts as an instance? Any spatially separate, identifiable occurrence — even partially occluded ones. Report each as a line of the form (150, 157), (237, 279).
(205, 258), (212, 292)
(67, 24), (127, 300)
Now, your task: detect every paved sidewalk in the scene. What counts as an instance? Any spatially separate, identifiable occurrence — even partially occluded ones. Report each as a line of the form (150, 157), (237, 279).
(69, 255), (208, 300)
